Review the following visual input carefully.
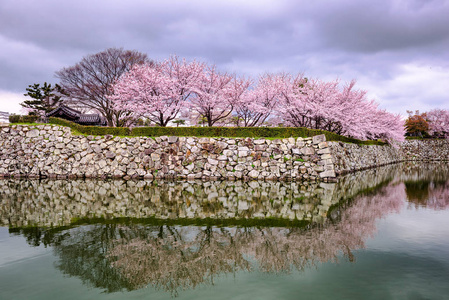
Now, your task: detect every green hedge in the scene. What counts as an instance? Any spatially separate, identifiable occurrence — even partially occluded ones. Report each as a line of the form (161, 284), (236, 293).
(47, 117), (385, 145)
(49, 117), (131, 136)
(9, 114), (40, 123)
(131, 126), (385, 145)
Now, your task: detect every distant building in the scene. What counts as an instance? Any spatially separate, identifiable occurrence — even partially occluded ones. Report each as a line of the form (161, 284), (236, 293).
(0, 111), (9, 123)
(46, 105), (106, 126)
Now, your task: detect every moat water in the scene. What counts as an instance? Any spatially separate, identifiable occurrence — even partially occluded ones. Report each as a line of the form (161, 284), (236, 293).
(1, 162), (449, 299)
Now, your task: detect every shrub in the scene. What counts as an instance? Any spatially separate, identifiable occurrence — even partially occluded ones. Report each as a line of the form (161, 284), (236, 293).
(9, 114), (40, 123)
(49, 117), (130, 136)
(9, 114), (21, 123)
(131, 126), (384, 145)
(47, 118), (384, 145)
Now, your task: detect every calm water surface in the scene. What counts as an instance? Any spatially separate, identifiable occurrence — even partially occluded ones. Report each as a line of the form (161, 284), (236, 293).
(1, 162), (449, 300)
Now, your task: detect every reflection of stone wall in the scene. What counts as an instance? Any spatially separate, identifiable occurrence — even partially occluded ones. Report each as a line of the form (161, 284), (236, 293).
(0, 125), (335, 181)
(11, 182), (405, 295)
(6, 163), (447, 295)
(109, 182), (404, 294)
(398, 161), (449, 183)
(0, 180), (338, 227)
(0, 163), (417, 228)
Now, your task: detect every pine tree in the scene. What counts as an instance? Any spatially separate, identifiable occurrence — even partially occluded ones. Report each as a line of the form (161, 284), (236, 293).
(21, 82), (65, 114)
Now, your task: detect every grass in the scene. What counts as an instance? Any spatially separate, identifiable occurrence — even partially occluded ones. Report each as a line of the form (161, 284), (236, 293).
(9, 122), (46, 126)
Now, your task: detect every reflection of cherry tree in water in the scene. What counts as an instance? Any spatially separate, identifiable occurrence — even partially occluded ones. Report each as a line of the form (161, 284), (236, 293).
(406, 179), (449, 210)
(107, 183), (405, 295)
(108, 226), (252, 295)
(243, 183), (404, 271)
(10, 224), (142, 292)
(4, 163), (448, 295)
(53, 224), (135, 292)
(426, 180), (449, 210)
(8, 182), (405, 296)
(401, 162), (449, 210)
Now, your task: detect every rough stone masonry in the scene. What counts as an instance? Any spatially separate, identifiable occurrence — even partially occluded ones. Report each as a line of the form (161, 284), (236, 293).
(1, 125), (448, 181)
(0, 125), (336, 181)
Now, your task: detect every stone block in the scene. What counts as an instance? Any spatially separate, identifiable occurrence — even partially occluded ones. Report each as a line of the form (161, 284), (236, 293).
(301, 147), (315, 155)
(253, 139), (266, 145)
(321, 154), (333, 160)
(255, 144), (267, 151)
(314, 166), (325, 172)
(207, 158), (219, 165)
(223, 150), (234, 156)
(312, 134), (326, 144)
(26, 129), (39, 138)
(238, 150), (248, 157)
(248, 170), (259, 178)
(198, 137), (210, 144)
(143, 173), (153, 180)
(317, 148), (331, 154)
(318, 141), (328, 149)
(291, 148), (301, 155)
(319, 170), (336, 178)
(168, 136), (178, 143)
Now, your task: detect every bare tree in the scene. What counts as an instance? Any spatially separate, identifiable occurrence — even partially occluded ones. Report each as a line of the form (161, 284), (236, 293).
(55, 48), (151, 126)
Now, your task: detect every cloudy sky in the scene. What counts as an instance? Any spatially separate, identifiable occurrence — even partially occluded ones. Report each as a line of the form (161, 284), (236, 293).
(1, 0), (448, 115)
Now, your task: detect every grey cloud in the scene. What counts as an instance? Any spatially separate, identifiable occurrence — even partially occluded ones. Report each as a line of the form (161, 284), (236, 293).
(0, 0), (448, 114)
(308, 0), (449, 53)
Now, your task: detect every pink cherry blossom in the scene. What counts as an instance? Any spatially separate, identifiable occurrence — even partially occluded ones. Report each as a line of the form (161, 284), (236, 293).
(111, 56), (204, 126)
(426, 109), (449, 138)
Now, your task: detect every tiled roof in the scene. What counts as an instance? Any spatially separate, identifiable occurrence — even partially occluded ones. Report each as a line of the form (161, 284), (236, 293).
(78, 114), (101, 124)
(46, 105), (81, 119)
(46, 105), (106, 126)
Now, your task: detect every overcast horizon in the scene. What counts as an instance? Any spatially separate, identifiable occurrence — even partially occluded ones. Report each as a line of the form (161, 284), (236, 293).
(1, 0), (448, 116)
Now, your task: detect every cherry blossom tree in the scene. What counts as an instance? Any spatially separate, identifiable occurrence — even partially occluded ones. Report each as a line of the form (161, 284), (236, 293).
(234, 74), (283, 127)
(274, 76), (405, 143)
(275, 74), (347, 132)
(189, 65), (234, 127)
(111, 56), (204, 126)
(335, 81), (405, 142)
(105, 53), (407, 141)
(364, 108), (405, 143)
(333, 80), (373, 139)
(426, 109), (449, 138)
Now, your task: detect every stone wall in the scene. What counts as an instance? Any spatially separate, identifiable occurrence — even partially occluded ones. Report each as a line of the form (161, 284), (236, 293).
(329, 140), (449, 175)
(1, 124), (448, 180)
(0, 125), (336, 181)
(329, 142), (403, 175)
(401, 139), (449, 161)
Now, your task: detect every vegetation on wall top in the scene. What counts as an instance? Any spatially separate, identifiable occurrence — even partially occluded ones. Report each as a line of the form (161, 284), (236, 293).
(42, 117), (384, 145)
